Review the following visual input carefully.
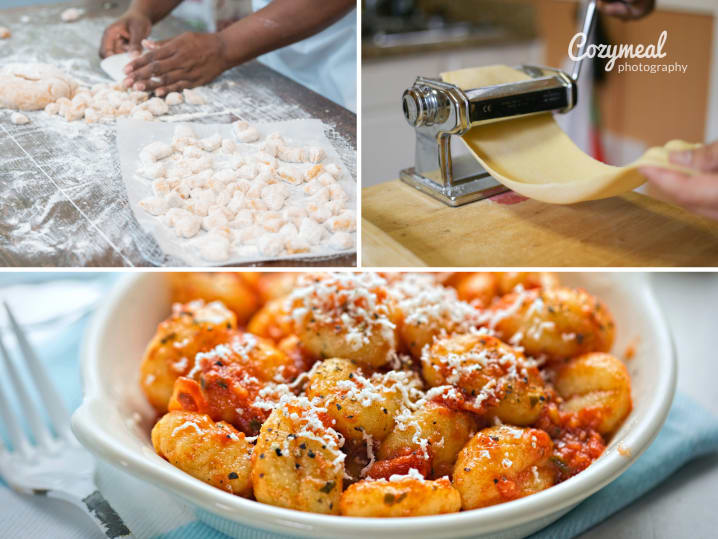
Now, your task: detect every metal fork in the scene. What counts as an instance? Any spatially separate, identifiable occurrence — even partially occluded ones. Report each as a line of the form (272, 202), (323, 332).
(0, 301), (132, 538)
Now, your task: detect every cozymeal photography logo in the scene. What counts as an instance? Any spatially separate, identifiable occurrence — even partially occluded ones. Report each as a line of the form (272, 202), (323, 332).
(569, 30), (687, 74)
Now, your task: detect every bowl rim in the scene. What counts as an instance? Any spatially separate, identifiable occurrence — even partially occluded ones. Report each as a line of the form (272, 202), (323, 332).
(72, 272), (677, 537)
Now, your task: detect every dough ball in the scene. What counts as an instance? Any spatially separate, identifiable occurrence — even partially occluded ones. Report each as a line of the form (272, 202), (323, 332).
(298, 217), (324, 245)
(199, 232), (231, 261)
(132, 109), (154, 121)
(164, 208), (192, 227)
(183, 88), (206, 105)
(277, 165), (302, 185)
(141, 162), (167, 180)
(328, 231), (354, 251)
(324, 163), (343, 179)
(328, 184), (349, 203)
(139, 196), (169, 216)
(257, 234), (285, 257)
(302, 180), (322, 195)
(282, 206), (306, 227)
(232, 120), (261, 143)
(145, 97), (169, 116)
(304, 165), (323, 182)
(200, 133), (222, 152)
(230, 209), (253, 228)
(84, 108), (99, 123)
(0, 27), (11, 39)
(221, 138), (237, 154)
(61, 8), (85, 22)
(10, 112), (29, 125)
(236, 164), (258, 180)
(141, 141), (173, 163)
(165, 91), (183, 105)
(277, 145), (305, 163)
(286, 235), (311, 254)
(326, 210), (356, 232)
(317, 172), (336, 186)
(304, 146), (326, 164)
(175, 214), (202, 238)
(327, 200), (346, 215)
(44, 102), (59, 115)
(261, 184), (288, 211)
(202, 206), (230, 231)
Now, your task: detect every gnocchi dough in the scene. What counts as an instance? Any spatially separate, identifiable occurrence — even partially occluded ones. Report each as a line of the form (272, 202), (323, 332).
(441, 65), (700, 204)
(0, 64), (78, 111)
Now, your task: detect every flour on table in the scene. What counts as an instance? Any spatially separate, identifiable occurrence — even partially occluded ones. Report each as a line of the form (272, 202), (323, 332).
(61, 8), (85, 23)
(134, 120), (355, 263)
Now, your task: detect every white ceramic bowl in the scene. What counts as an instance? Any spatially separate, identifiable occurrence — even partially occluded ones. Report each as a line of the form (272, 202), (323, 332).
(72, 272), (676, 539)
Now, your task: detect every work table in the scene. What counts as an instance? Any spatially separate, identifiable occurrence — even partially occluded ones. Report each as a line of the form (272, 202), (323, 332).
(362, 180), (718, 267)
(0, 1), (356, 267)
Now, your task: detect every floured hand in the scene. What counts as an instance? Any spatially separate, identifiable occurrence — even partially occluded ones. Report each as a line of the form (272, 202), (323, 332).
(123, 34), (229, 96)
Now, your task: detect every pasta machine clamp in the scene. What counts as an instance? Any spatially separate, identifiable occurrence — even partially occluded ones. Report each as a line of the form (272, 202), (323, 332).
(399, 1), (597, 206)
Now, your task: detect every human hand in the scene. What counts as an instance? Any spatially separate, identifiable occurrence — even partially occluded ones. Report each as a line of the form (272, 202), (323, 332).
(639, 142), (718, 221)
(597, 0), (655, 20)
(99, 11), (152, 59)
(122, 33), (230, 96)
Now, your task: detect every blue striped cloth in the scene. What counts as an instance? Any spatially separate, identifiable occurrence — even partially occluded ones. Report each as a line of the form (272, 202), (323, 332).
(0, 276), (717, 538)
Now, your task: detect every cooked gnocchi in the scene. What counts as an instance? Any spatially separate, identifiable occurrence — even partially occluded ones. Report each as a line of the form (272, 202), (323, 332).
(144, 272), (632, 517)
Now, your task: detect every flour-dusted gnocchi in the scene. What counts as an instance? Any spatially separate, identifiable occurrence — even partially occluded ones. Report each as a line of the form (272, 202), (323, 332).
(132, 124), (355, 262)
(164, 91), (183, 105)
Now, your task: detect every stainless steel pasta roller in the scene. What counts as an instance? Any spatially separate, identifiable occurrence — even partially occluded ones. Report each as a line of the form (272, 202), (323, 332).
(399, 0), (598, 206)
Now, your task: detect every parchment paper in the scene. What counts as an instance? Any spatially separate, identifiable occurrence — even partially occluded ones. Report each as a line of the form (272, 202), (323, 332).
(116, 118), (357, 266)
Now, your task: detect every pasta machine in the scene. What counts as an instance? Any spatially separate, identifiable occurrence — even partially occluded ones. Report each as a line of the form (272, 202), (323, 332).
(399, 0), (598, 206)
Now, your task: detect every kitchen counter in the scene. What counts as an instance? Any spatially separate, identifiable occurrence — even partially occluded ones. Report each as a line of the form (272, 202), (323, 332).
(0, 1), (356, 267)
(362, 180), (718, 267)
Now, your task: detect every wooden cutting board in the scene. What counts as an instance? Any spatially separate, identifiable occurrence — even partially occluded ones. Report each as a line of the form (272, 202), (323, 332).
(362, 180), (718, 267)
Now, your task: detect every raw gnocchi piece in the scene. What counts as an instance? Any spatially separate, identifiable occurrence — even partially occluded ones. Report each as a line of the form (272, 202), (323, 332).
(141, 141), (173, 163)
(200, 133), (222, 152)
(298, 217), (324, 245)
(144, 97), (169, 116)
(175, 214), (202, 238)
(277, 145), (305, 163)
(257, 234), (285, 256)
(304, 164), (323, 181)
(276, 165), (302, 185)
(304, 146), (326, 163)
(44, 102), (59, 115)
(164, 91), (183, 105)
(261, 184), (288, 211)
(132, 109), (153, 121)
(199, 232), (230, 261)
(221, 138), (236, 154)
(326, 210), (356, 232)
(233, 120), (260, 143)
(183, 88), (206, 105)
(139, 196), (169, 216)
(325, 163), (343, 179)
(328, 231), (354, 251)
